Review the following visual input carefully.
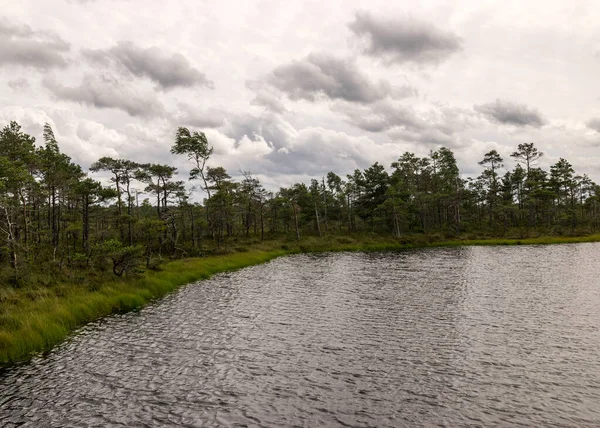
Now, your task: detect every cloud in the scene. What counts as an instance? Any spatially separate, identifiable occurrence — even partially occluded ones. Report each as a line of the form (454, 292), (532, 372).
(222, 112), (297, 150)
(474, 99), (547, 127)
(250, 90), (287, 113)
(210, 123), (398, 178)
(268, 127), (381, 175)
(246, 80), (287, 114)
(388, 127), (468, 148)
(267, 52), (409, 103)
(333, 100), (423, 133)
(209, 114), (400, 177)
(43, 74), (165, 117)
(0, 106), (119, 166)
(0, 19), (70, 69)
(117, 121), (179, 165)
(214, 109), (404, 178)
(7, 78), (30, 90)
(333, 100), (480, 149)
(348, 11), (462, 65)
(209, 131), (274, 164)
(3, 2), (600, 189)
(176, 103), (225, 128)
(83, 41), (213, 91)
(0, 20), (33, 37)
(585, 118), (600, 133)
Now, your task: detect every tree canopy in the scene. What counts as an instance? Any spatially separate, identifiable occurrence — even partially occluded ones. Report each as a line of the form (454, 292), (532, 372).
(1, 120), (599, 281)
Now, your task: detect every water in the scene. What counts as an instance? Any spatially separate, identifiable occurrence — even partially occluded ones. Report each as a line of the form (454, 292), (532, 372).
(2, 244), (600, 427)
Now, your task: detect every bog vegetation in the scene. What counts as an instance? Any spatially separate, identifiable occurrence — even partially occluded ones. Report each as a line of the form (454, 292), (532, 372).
(2, 119), (600, 362)
(1, 120), (599, 284)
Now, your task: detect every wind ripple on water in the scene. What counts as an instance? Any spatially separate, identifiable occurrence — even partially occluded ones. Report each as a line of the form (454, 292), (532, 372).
(1, 244), (600, 427)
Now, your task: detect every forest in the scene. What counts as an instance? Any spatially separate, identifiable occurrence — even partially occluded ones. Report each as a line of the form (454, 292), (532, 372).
(1, 120), (599, 282)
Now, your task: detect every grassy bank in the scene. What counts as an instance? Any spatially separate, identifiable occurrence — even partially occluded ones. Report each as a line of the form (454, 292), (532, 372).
(2, 232), (600, 365)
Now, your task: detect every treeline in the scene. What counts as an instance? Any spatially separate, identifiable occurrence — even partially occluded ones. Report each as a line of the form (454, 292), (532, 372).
(1, 120), (599, 279)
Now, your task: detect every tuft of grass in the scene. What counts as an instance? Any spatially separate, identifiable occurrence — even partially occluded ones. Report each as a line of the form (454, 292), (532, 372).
(2, 232), (600, 365)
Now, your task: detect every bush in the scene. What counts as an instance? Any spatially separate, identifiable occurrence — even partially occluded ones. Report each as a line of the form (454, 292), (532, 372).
(70, 253), (89, 269)
(95, 240), (144, 277)
(146, 256), (164, 271)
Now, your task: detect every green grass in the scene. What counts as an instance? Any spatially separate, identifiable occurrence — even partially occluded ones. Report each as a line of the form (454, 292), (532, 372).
(2, 232), (600, 365)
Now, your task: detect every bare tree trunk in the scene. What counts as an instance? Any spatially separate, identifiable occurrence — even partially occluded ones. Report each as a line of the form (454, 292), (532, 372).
(322, 177), (328, 232)
(115, 178), (122, 216)
(126, 179), (133, 246)
(392, 203), (400, 237)
(83, 195), (90, 253)
(2, 206), (17, 272)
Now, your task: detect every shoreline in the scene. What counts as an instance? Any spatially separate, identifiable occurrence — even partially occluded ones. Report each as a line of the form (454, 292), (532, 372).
(2, 233), (600, 365)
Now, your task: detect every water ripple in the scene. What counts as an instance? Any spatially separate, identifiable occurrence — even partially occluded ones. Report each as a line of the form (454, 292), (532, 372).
(2, 244), (600, 427)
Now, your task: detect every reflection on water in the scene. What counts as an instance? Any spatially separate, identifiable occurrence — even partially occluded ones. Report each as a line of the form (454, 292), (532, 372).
(1, 243), (600, 427)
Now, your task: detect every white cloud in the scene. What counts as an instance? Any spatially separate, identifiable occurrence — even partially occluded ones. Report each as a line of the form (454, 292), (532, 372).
(0, 0), (599, 191)
(0, 105), (119, 166)
(43, 74), (165, 118)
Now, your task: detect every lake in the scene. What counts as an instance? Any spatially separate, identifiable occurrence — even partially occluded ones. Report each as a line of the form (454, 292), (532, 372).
(1, 244), (600, 427)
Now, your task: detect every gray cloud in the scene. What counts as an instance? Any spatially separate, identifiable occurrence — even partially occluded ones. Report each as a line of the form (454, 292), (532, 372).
(250, 91), (287, 114)
(223, 112), (297, 151)
(348, 11), (462, 65)
(7, 78), (30, 90)
(177, 103), (225, 128)
(391, 85), (418, 99)
(388, 127), (466, 148)
(268, 52), (407, 103)
(0, 19), (70, 69)
(0, 20), (33, 37)
(212, 122), (383, 177)
(43, 74), (165, 117)
(474, 99), (546, 127)
(246, 80), (287, 114)
(83, 41), (213, 91)
(586, 118), (600, 132)
(334, 100), (477, 148)
(333, 100), (425, 133)
(264, 128), (372, 175)
(3, 1), (600, 187)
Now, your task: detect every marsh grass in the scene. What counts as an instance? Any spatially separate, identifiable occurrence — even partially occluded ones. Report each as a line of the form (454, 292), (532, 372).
(2, 232), (600, 364)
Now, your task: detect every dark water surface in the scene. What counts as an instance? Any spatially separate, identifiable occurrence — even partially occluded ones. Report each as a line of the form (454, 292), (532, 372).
(2, 244), (600, 427)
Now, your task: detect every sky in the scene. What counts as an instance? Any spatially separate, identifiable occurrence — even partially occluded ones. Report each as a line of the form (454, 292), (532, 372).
(1, 0), (600, 197)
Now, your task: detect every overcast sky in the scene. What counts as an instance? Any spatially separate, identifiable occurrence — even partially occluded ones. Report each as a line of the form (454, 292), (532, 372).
(1, 0), (600, 196)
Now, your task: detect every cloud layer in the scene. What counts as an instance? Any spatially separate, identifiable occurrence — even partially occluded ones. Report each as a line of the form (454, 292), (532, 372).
(83, 41), (213, 91)
(44, 74), (165, 117)
(268, 53), (405, 103)
(586, 118), (600, 133)
(0, 19), (70, 69)
(1, 1), (599, 192)
(474, 99), (546, 128)
(348, 11), (462, 65)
